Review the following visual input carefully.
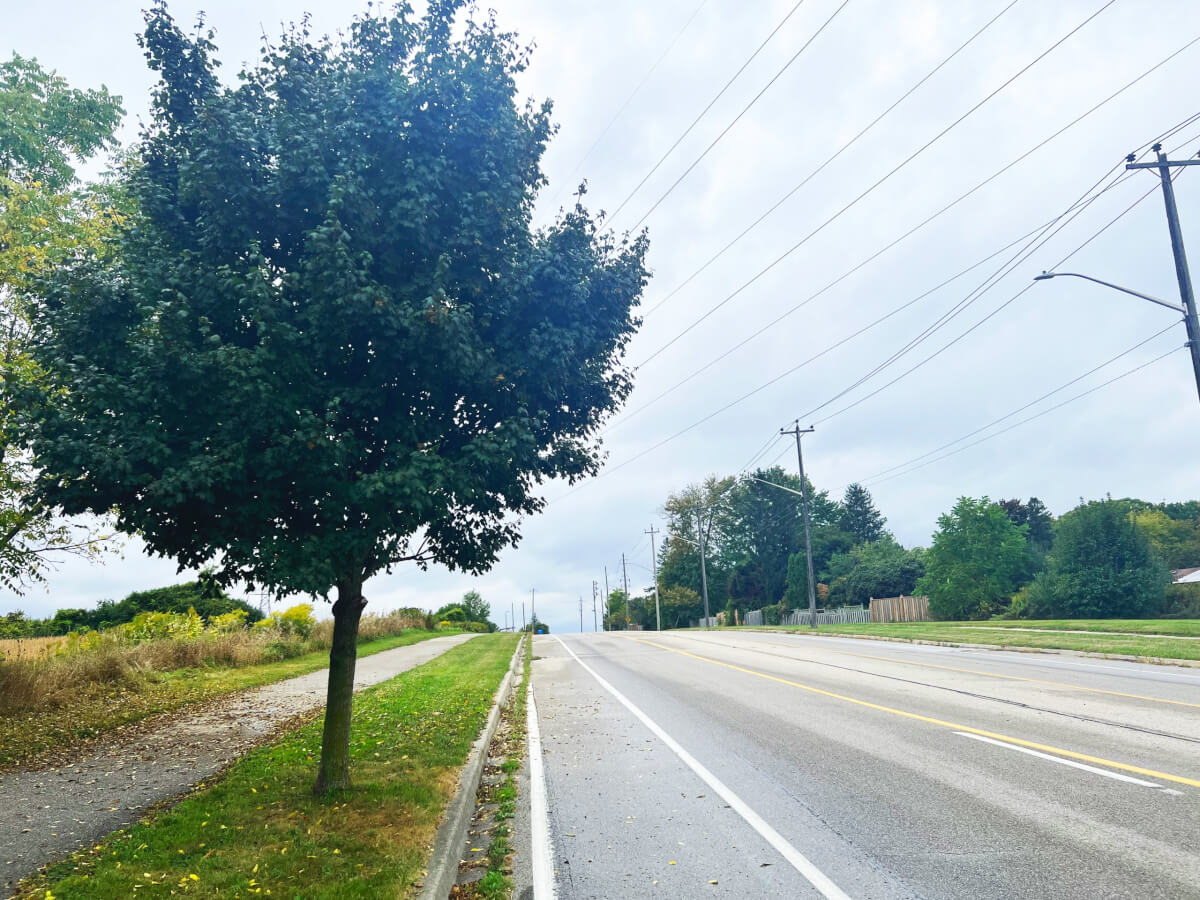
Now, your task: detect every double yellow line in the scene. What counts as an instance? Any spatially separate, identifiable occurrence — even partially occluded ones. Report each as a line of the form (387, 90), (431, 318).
(631, 637), (1200, 789)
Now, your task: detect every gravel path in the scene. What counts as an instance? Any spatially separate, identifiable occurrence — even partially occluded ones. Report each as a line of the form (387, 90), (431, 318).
(1, 633), (476, 894)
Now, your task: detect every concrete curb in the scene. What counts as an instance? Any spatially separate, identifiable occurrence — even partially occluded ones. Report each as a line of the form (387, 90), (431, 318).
(419, 634), (526, 900)
(733, 627), (1200, 669)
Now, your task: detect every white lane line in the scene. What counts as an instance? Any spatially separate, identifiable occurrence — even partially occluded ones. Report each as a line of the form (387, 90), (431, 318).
(527, 683), (556, 899)
(954, 732), (1162, 788)
(552, 635), (851, 900)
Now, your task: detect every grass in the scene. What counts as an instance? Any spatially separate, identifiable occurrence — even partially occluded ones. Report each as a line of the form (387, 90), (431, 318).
(0, 628), (456, 772)
(729, 621), (1200, 662)
(961, 619), (1200, 637)
(0, 635), (69, 660)
(457, 634), (532, 900)
(19, 632), (520, 900)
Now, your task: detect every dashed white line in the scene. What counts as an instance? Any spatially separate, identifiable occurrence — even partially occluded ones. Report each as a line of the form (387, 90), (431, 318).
(954, 731), (1163, 788)
(527, 681), (556, 899)
(552, 635), (852, 900)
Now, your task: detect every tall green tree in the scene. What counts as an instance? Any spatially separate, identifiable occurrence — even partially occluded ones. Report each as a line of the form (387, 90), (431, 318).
(658, 475), (736, 609)
(916, 497), (1028, 620)
(459, 589), (494, 629)
(0, 54), (124, 592)
(21, 4), (648, 794)
(1028, 500), (1169, 618)
(839, 483), (886, 544)
(724, 467), (805, 605)
(999, 497), (1054, 552)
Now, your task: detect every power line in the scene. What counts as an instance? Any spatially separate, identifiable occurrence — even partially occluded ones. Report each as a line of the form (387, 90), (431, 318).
(863, 344), (1185, 488)
(855, 323), (1179, 486)
(605, 49), (1200, 438)
(627, 0), (854, 233)
(639, 0), (1027, 320)
(603, 0), (812, 228)
(606, 55), (1200, 438)
(808, 177), (1164, 427)
(805, 131), (1199, 428)
(634, 0), (1120, 367)
(800, 154), (1144, 423)
(545, 0), (710, 211)
(549, 144), (1173, 500)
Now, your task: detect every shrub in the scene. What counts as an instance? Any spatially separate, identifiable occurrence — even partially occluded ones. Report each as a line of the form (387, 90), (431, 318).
(762, 604), (781, 626)
(1027, 499), (1169, 618)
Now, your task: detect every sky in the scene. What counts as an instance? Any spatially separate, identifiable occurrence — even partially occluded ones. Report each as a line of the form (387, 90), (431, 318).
(5, 0), (1200, 634)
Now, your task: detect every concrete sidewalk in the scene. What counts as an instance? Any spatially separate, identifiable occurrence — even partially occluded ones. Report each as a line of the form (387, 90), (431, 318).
(1, 633), (476, 894)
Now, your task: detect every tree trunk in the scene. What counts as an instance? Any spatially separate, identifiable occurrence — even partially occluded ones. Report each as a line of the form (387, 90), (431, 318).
(314, 576), (365, 795)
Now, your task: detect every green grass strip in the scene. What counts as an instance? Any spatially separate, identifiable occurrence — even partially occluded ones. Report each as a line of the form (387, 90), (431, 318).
(22, 632), (518, 899)
(729, 622), (1200, 662)
(0, 629), (456, 771)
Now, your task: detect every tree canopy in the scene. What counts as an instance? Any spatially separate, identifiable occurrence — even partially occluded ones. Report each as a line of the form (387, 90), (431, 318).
(1, 53), (124, 593)
(1027, 499), (1168, 618)
(916, 496), (1029, 620)
(20, 2), (647, 793)
(840, 483), (886, 544)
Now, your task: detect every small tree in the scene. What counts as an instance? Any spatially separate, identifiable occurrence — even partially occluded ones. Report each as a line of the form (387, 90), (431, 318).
(917, 497), (1028, 620)
(22, 4), (647, 794)
(459, 589), (494, 630)
(1028, 499), (1168, 618)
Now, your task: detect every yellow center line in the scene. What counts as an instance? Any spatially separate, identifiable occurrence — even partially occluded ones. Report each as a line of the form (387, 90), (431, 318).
(730, 637), (1200, 710)
(630, 636), (1200, 789)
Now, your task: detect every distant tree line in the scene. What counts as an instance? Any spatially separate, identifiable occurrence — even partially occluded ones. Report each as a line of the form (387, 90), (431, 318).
(0, 578), (263, 637)
(605, 466), (1200, 628)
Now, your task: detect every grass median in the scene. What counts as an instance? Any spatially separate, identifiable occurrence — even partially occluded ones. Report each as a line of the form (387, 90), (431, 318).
(0, 628), (458, 772)
(730, 621), (1200, 662)
(20, 631), (519, 899)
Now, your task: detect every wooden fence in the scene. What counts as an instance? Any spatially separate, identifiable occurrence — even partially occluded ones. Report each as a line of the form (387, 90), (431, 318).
(869, 594), (930, 623)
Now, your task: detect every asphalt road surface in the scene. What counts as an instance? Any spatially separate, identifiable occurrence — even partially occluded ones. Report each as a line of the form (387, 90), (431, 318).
(528, 630), (1200, 899)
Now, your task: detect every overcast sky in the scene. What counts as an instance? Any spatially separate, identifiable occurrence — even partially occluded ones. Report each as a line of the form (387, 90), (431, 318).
(5, 0), (1200, 634)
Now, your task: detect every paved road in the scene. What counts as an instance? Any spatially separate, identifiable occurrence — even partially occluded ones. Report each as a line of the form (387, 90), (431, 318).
(1, 633), (476, 894)
(529, 630), (1200, 899)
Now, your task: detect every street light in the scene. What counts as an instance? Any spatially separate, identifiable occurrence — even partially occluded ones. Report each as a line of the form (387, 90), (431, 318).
(1034, 270), (1200, 403)
(1033, 271), (1184, 313)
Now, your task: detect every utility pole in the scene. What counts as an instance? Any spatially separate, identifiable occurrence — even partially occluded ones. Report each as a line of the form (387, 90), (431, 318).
(695, 508), (711, 630)
(1127, 145), (1200, 403)
(781, 422), (818, 629)
(511, 601), (515, 634)
(646, 525), (661, 631)
(592, 580), (599, 632)
(521, 601), (526, 633)
(579, 595), (584, 632)
(621, 553), (631, 629)
(531, 588), (535, 626)
(604, 566), (610, 631)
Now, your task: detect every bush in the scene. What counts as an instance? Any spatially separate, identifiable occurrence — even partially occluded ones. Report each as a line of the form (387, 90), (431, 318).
(461, 621), (490, 633)
(762, 604), (781, 626)
(1027, 499), (1169, 618)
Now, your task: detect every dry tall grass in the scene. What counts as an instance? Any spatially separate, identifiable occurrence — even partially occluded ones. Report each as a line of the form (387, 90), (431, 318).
(0, 609), (435, 715)
(0, 636), (67, 661)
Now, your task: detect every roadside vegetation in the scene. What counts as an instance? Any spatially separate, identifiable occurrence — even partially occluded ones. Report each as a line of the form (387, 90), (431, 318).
(737, 621), (1200, 663)
(0, 601), (451, 770)
(604, 469), (1200, 632)
(18, 633), (519, 900)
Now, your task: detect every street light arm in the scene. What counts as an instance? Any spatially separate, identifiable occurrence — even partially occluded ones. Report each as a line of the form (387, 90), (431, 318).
(1034, 271), (1186, 314)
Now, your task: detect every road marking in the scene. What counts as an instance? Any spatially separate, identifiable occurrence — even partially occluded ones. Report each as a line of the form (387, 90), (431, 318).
(700, 634), (1200, 709)
(552, 635), (851, 900)
(953, 732), (1162, 788)
(633, 637), (1200, 790)
(527, 684), (556, 899)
